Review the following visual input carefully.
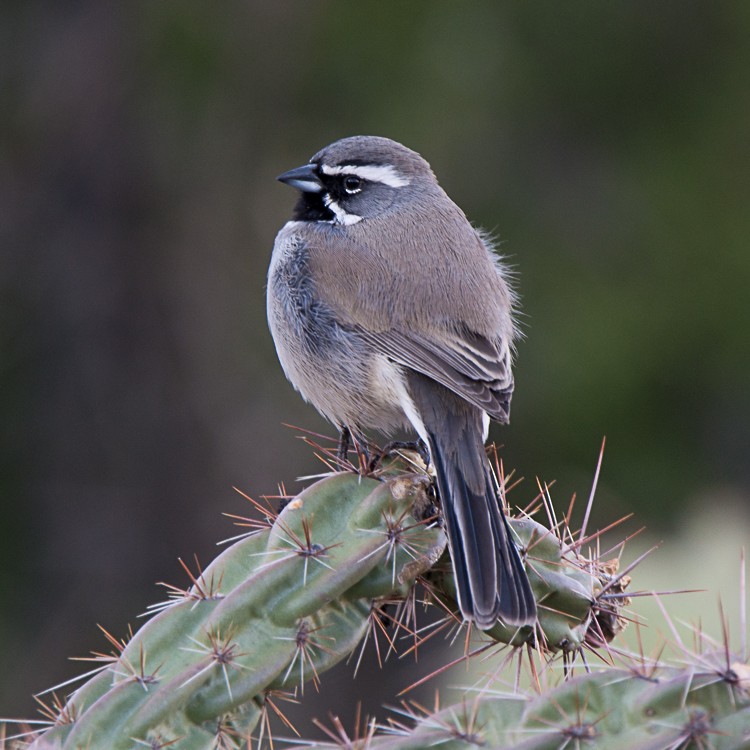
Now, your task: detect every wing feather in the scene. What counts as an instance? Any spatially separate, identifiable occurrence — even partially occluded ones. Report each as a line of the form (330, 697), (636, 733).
(356, 327), (514, 422)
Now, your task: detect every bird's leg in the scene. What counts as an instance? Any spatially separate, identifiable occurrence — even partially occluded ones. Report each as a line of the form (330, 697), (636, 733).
(368, 438), (431, 473)
(337, 426), (371, 468)
(336, 426), (351, 463)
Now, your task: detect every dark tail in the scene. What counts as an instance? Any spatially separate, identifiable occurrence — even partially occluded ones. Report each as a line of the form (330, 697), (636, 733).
(408, 374), (536, 629)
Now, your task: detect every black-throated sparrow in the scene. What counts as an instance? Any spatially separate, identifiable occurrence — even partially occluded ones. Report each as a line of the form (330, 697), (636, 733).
(267, 136), (536, 629)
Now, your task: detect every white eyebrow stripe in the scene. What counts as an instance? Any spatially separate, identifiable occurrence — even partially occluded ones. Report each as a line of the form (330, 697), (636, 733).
(320, 163), (410, 188)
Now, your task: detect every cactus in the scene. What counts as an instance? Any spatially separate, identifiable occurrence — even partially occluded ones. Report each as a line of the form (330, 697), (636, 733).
(310, 659), (750, 749)
(14, 450), (750, 749)
(18, 452), (626, 750)
(26, 469), (438, 749)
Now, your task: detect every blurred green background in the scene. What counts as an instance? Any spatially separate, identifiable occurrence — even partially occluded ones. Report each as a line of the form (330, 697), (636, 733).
(2, 0), (748, 730)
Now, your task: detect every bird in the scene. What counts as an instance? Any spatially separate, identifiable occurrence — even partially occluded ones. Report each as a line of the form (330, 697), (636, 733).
(267, 135), (536, 629)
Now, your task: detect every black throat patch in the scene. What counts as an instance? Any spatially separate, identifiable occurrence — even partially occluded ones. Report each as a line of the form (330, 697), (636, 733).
(292, 191), (334, 222)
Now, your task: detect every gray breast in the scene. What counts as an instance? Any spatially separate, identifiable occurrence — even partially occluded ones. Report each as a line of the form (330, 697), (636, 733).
(268, 230), (341, 356)
(267, 224), (410, 433)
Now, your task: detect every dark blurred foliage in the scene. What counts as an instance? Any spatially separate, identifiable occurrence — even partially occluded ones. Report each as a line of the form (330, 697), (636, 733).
(1, 0), (748, 728)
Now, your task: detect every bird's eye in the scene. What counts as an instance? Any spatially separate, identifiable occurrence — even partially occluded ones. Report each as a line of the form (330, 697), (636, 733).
(343, 175), (363, 194)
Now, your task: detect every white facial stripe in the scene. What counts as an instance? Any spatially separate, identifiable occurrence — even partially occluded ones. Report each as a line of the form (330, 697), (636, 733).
(320, 163), (410, 188)
(323, 194), (363, 226)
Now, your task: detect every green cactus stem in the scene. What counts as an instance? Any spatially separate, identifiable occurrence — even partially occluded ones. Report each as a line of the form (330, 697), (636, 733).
(311, 657), (750, 749)
(24, 458), (629, 750)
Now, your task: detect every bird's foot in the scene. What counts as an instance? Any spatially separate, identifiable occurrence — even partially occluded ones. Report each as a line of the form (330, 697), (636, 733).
(368, 438), (430, 473)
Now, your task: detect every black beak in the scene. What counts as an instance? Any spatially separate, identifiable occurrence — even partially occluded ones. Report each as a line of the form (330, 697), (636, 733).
(276, 163), (324, 193)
